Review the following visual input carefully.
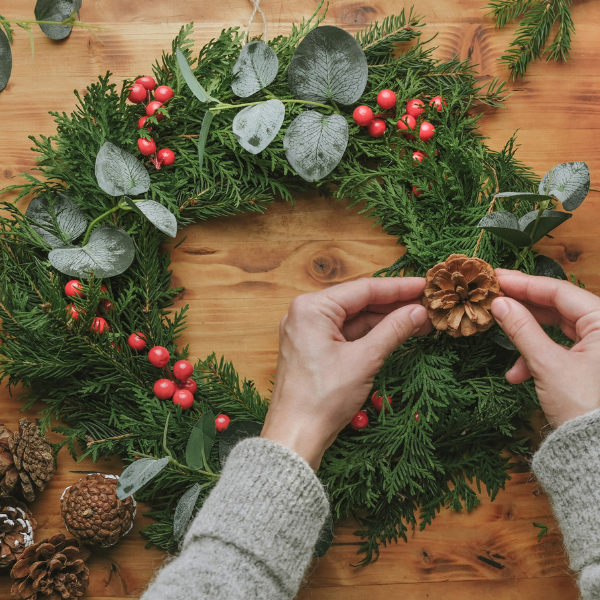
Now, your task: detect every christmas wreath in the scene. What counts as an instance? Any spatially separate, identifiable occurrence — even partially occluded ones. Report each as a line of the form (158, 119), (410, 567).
(0, 3), (591, 568)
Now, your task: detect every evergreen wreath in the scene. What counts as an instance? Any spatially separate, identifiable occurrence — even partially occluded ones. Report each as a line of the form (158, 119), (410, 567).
(0, 3), (591, 565)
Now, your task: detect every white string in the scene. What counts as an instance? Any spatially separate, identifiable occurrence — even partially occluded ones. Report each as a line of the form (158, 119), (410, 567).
(243, 0), (268, 45)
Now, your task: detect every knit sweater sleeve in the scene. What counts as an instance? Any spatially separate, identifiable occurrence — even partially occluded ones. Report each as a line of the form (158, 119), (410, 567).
(531, 408), (600, 599)
(140, 437), (330, 600)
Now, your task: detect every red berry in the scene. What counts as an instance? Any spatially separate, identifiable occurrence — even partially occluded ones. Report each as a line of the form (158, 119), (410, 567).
(414, 412), (420, 422)
(180, 379), (197, 394)
(406, 99), (425, 118)
(429, 95), (447, 112)
(128, 84), (147, 104)
(173, 389), (194, 410)
(368, 119), (386, 138)
(65, 280), (84, 298)
(148, 346), (170, 368)
(138, 137), (156, 156)
(102, 300), (114, 312)
(146, 100), (165, 121)
(173, 359), (193, 380)
(156, 148), (176, 169)
(352, 105), (373, 127)
(90, 317), (108, 334)
(371, 392), (392, 413)
(138, 116), (150, 130)
(154, 378), (176, 400)
(419, 121), (435, 142)
(215, 414), (231, 433)
(376, 89), (397, 110)
(135, 76), (156, 91)
(110, 342), (121, 352)
(154, 85), (174, 103)
(350, 410), (369, 431)
(66, 304), (84, 321)
(128, 332), (147, 351)
(412, 185), (423, 197)
(412, 151), (427, 164)
(100, 284), (108, 293)
(397, 114), (416, 140)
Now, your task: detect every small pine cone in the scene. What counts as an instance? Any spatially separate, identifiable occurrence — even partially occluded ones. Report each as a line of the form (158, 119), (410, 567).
(10, 533), (90, 600)
(0, 497), (37, 570)
(9, 419), (54, 503)
(422, 254), (503, 338)
(61, 473), (136, 548)
(0, 426), (19, 497)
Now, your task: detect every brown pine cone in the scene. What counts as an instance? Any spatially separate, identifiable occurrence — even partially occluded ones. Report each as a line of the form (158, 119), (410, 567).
(0, 497), (37, 570)
(422, 254), (503, 338)
(0, 426), (19, 497)
(61, 473), (136, 548)
(9, 419), (54, 503)
(10, 533), (90, 600)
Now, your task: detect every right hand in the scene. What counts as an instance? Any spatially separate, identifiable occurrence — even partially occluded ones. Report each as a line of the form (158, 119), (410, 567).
(491, 269), (600, 428)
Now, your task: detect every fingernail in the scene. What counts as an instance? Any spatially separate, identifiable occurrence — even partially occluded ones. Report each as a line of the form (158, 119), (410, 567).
(410, 305), (428, 329)
(492, 297), (509, 321)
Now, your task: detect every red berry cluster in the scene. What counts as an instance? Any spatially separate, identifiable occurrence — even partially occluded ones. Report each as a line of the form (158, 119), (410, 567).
(127, 76), (176, 170)
(349, 391), (420, 430)
(64, 279), (113, 336)
(352, 89), (397, 138)
(145, 348), (196, 410)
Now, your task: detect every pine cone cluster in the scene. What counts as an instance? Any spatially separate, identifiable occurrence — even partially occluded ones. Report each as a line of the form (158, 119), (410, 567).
(10, 533), (90, 600)
(422, 254), (503, 337)
(61, 473), (136, 548)
(0, 497), (36, 570)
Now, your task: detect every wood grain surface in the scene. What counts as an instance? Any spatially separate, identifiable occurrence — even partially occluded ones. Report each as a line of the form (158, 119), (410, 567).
(2, 0), (599, 597)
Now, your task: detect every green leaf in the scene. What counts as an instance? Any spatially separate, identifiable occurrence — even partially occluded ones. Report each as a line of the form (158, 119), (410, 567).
(25, 193), (87, 248)
(122, 196), (145, 217)
(134, 200), (177, 238)
(283, 111), (348, 182)
(186, 412), (216, 471)
(176, 48), (216, 103)
(0, 27), (11, 92)
(198, 110), (214, 171)
(477, 212), (532, 247)
(48, 225), (136, 279)
(518, 210), (572, 244)
(288, 25), (368, 104)
(34, 0), (81, 40)
(313, 514), (335, 557)
(490, 332), (517, 352)
(0, 15), (14, 43)
(493, 192), (554, 203)
(173, 483), (202, 541)
(539, 162), (590, 211)
(535, 255), (567, 280)
(233, 99), (285, 154)
(116, 456), (170, 500)
(219, 420), (263, 467)
(95, 142), (151, 197)
(231, 41), (279, 98)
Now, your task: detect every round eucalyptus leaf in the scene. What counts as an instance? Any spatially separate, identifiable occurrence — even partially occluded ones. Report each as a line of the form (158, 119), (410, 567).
(518, 210), (572, 244)
(116, 456), (170, 501)
(48, 225), (135, 279)
(25, 193), (88, 248)
(0, 28), (11, 92)
(95, 142), (151, 197)
(535, 255), (567, 280)
(233, 99), (285, 154)
(477, 212), (532, 247)
(283, 111), (348, 182)
(493, 192), (554, 203)
(232, 41), (279, 98)
(34, 0), (81, 40)
(135, 200), (178, 238)
(539, 162), (590, 211)
(173, 483), (202, 541)
(288, 25), (368, 105)
(219, 420), (263, 467)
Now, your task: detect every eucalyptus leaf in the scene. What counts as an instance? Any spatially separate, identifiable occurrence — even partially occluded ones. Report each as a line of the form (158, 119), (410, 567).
(491, 332), (518, 352)
(233, 99), (285, 154)
(186, 412), (216, 471)
(0, 28), (11, 92)
(48, 225), (135, 279)
(493, 192), (554, 203)
(288, 26), (368, 105)
(122, 196), (145, 217)
(232, 41), (279, 98)
(518, 210), (572, 244)
(116, 456), (170, 500)
(176, 49), (216, 103)
(95, 142), (151, 197)
(173, 483), (202, 541)
(535, 255), (567, 280)
(25, 193), (87, 248)
(313, 514), (335, 558)
(198, 110), (214, 171)
(34, 0), (81, 40)
(219, 420), (262, 467)
(539, 162), (590, 211)
(134, 200), (177, 238)
(477, 212), (532, 247)
(284, 111), (348, 182)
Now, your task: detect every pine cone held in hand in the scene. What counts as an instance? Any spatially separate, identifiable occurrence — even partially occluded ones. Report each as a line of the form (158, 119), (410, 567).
(422, 254), (503, 337)
(0, 425), (19, 497)
(0, 497), (36, 569)
(61, 473), (136, 548)
(10, 533), (90, 600)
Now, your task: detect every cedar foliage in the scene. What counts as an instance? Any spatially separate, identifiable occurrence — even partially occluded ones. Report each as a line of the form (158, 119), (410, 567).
(0, 5), (552, 561)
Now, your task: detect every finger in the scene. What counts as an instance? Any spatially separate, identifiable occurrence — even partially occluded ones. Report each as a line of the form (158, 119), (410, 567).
(516, 301), (577, 340)
(342, 312), (387, 341)
(346, 298), (425, 318)
(506, 355), (532, 384)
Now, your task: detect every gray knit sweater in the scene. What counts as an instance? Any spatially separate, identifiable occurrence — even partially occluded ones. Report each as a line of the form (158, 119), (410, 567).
(143, 410), (600, 599)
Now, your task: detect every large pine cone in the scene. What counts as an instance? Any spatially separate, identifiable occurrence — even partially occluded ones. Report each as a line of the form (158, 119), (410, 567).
(0, 426), (19, 497)
(422, 254), (503, 337)
(61, 473), (136, 548)
(0, 497), (37, 569)
(10, 533), (90, 600)
(9, 419), (54, 503)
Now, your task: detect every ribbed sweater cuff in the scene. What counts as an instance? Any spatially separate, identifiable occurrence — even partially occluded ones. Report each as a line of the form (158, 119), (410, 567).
(531, 408), (600, 571)
(183, 437), (329, 594)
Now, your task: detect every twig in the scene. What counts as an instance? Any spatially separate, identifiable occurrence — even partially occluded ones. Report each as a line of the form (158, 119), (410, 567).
(362, 25), (414, 51)
(472, 165), (500, 258)
(86, 432), (132, 447)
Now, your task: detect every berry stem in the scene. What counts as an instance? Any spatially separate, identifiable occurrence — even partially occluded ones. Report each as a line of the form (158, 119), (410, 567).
(82, 205), (121, 246)
(135, 452), (220, 479)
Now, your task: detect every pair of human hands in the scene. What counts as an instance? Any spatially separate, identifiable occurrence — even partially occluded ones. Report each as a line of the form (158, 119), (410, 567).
(262, 270), (600, 469)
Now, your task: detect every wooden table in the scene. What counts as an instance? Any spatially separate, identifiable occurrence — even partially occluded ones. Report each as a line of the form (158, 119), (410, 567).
(1, 0), (599, 597)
